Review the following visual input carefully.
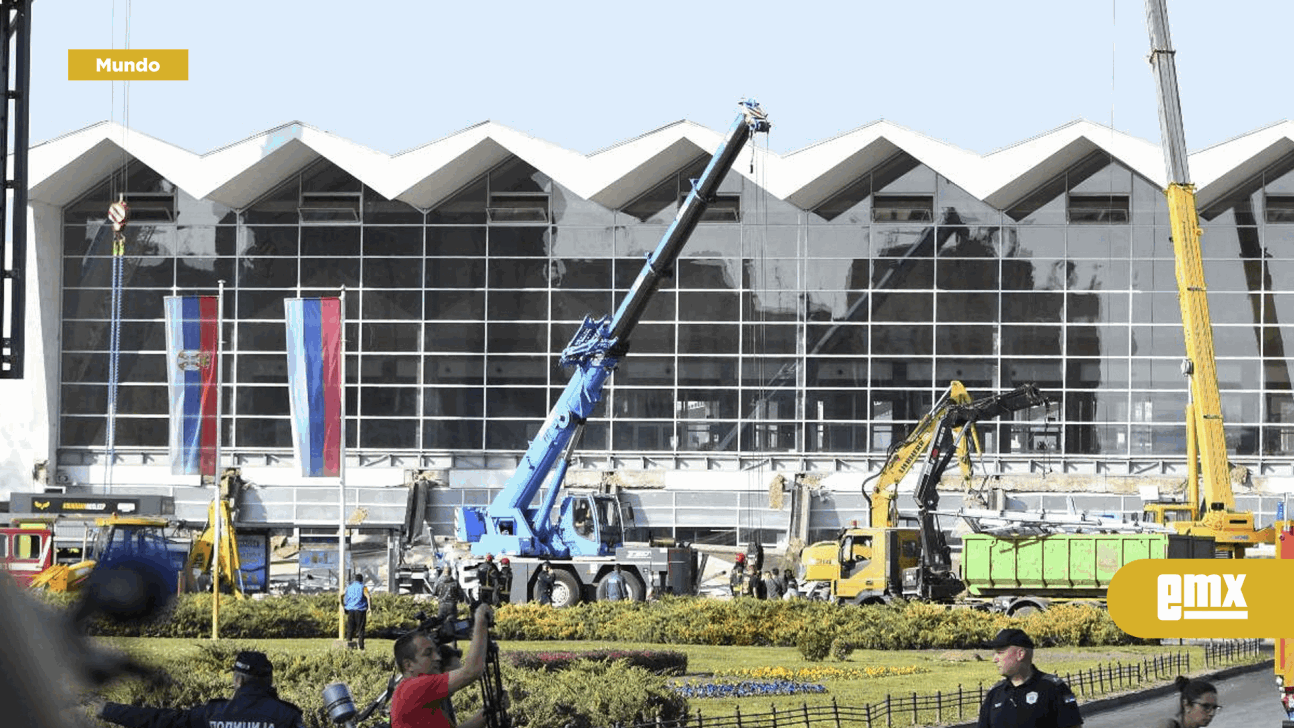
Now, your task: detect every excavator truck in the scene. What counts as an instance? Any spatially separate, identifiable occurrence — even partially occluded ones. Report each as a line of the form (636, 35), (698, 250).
(450, 101), (771, 607)
(809, 383), (1048, 605)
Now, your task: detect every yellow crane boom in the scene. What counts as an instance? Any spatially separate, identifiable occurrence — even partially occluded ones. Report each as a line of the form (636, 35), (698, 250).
(1141, 0), (1270, 556)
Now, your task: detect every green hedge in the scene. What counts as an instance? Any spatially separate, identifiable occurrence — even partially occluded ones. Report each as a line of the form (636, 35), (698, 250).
(38, 592), (438, 639)
(85, 640), (684, 728)
(492, 598), (1146, 656)
(38, 591), (1141, 653)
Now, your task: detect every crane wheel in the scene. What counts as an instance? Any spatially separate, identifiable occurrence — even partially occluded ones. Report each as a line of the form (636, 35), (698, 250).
(549, 570), (582, 608)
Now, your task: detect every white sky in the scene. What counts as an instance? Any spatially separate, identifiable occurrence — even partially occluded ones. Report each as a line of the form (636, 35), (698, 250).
(30, 0), (1293, 158)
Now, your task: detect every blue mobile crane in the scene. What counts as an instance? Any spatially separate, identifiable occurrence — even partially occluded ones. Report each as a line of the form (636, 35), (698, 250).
(452, 101), (771, 606)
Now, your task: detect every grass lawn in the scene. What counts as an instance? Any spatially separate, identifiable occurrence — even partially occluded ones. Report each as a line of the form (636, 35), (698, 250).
(99, 637), (1260, 724)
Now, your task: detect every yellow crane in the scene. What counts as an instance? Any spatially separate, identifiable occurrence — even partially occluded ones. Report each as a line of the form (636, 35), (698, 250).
(1139, 0), (1271, 558)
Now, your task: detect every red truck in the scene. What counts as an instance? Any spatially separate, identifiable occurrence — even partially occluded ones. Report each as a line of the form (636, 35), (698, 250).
(0, 524), (55, 587)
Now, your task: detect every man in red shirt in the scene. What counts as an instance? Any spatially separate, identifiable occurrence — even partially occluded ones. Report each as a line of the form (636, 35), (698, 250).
(390, 603), (493, 728)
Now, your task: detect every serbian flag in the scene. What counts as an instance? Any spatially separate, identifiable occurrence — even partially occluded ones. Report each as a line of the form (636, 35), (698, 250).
(285, 298), (343, 477)
(164, 296), (221, 476)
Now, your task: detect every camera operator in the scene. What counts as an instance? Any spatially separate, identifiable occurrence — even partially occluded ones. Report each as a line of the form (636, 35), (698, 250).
(391, 603), (493, 728)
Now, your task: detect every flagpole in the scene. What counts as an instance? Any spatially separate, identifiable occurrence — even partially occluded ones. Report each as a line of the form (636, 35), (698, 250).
(212, 280), (225, 640)
(338, 286), (348, 641)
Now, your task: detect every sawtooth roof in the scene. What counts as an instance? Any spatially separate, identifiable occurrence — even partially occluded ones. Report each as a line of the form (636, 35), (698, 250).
(27, 116), (1294, 211)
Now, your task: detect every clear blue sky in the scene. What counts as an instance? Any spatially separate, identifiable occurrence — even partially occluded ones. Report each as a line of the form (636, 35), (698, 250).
(31, 0), (1292, 157)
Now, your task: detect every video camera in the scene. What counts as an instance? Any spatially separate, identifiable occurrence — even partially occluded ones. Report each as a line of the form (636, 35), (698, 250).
(413, 610), (474, 643)
(412, 611), (478, 665)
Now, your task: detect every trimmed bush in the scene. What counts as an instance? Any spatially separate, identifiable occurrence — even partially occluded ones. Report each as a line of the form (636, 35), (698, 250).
(797, 628), (835, 661)
(497, 659), (688, 728)
(508, 648), (687, 676)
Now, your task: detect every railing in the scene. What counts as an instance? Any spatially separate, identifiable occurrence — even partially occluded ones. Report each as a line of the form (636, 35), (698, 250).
(608, 640), (1265, 728)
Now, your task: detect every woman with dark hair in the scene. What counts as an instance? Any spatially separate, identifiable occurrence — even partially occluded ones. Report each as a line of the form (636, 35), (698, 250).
(1157, 676), (1220, 728)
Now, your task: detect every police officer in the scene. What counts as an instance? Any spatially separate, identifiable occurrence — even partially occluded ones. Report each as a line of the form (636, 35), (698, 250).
(978, 628), (1083, 728)
(93, 651), (305, 728)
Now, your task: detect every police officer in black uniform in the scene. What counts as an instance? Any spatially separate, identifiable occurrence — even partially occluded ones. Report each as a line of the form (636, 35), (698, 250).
(94, 650), (305, 728)
(978, 628), (1083, 728)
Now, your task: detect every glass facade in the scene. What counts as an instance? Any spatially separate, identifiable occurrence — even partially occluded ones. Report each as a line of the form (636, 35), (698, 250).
(57, 149), (1294, 465)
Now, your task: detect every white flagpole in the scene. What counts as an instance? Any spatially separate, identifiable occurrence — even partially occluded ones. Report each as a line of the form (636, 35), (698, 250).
(338, 287), (348, 641)
(212, 280), (225, 640)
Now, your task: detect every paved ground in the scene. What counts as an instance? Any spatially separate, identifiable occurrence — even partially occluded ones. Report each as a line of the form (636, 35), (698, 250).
(1082, 662), (1286, 728)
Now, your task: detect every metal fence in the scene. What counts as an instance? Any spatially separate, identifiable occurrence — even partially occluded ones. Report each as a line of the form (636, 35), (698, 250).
(608, 640), (1265, 728)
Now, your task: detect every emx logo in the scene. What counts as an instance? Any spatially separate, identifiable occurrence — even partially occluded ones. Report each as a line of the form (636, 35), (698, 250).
(1157, 574), (1246, 620)
(1110, 560), (1293, 638)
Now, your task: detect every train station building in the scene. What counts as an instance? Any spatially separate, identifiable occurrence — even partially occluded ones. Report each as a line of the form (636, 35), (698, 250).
(4, 115), (1294, 551)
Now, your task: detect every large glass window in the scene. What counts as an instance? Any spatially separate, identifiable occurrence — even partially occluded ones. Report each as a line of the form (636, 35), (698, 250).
(55, 149), (1294, 467)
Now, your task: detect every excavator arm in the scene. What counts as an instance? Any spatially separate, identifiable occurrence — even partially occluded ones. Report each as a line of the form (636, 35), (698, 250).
(910, 384), (1047, 598)
(866, 381), (976, 529)
(182, 499), (244, 598)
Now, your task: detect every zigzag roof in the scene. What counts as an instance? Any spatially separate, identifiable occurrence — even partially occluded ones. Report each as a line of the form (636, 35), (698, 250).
(27, 116), (1294, 212)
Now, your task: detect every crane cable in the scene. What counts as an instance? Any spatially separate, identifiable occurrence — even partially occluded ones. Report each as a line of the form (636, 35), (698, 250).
(103, 0), (132, 490)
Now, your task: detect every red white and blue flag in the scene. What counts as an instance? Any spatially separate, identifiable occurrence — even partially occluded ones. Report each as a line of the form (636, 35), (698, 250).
(285, 297), (343, 477)
(164, 296), (221, 476)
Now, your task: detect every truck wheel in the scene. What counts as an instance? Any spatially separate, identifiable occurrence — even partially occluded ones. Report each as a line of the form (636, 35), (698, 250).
(1010, 604), (1042, 617)
(550, 570), (582, 608)
(596, 571), (645, 601)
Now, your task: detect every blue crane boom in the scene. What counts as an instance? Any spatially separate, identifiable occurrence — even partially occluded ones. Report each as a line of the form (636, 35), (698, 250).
(456, 101), (770, 559)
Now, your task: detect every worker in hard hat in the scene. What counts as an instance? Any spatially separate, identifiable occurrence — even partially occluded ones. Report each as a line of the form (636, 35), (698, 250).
(729, 552), (747, 598)
(496, 557), (513, 605)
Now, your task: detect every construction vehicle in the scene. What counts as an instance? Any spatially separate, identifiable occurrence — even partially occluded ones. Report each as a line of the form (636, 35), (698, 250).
(181, 497), (244, 597)
(450, 100), (771, 606)
(864, 380), (1001, 530)
(804, 383), (1048, 605)
(13, 473), (244, 596)
(0, 522), (55, 587)
(29, 515), (175, 592)
(1138, 0), (1272, 558)
(176, 468), (248, 597)
(960, 531), (1214, 616)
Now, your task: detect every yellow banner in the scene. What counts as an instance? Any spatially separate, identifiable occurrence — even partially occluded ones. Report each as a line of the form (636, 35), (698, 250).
(68, 49), (188, 80)
(1108, 558), (1294, 638)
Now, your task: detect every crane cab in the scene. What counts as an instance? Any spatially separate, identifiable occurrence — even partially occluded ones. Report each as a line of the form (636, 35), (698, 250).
(557, 493), (627, 557)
